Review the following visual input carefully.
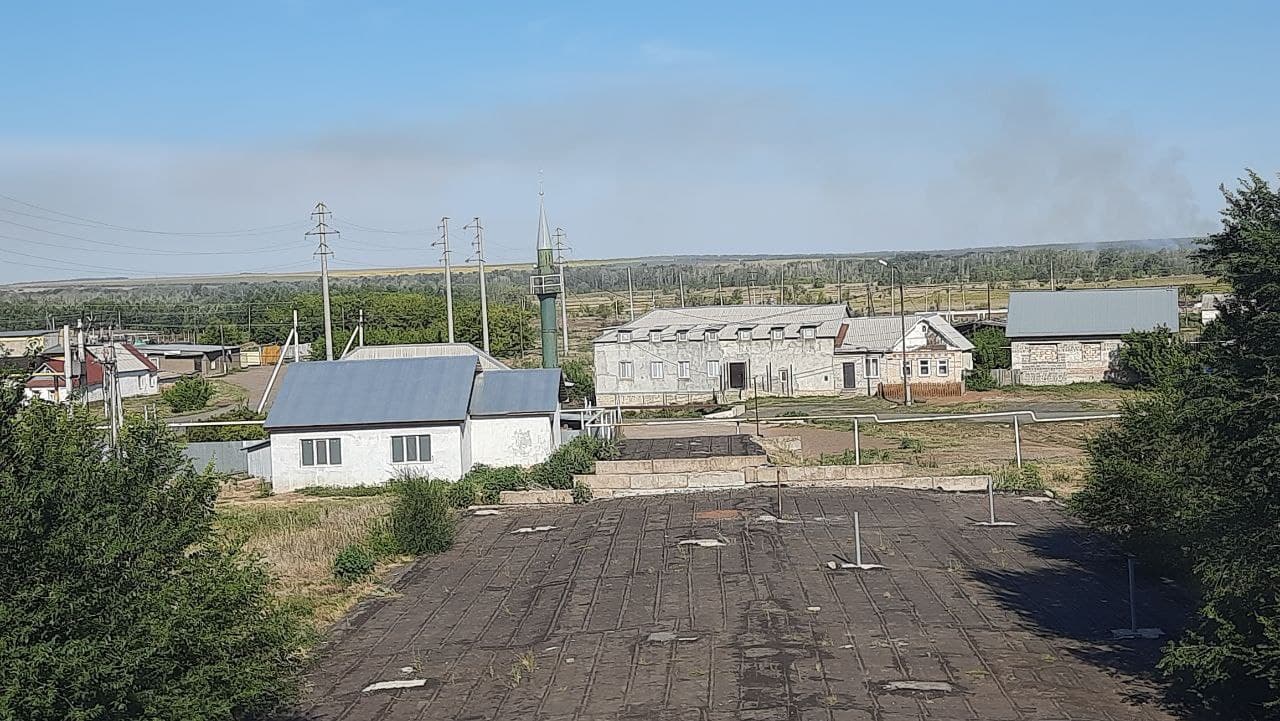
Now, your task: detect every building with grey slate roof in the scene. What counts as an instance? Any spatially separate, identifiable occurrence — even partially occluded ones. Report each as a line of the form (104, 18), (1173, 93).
(1006, 287), (1180, 385)
(262, 355), (561, 492)
(592, 305), (973, 406)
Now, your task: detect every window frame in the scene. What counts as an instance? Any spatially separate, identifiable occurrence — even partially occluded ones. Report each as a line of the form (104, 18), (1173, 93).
(704, 329), (720, 343)
(649, 329), (662, 343)
(937, 358), (949, 376)
(650, 360), (665, 379)
(770, 327), (784, 342)
(677, 360), (691, 379)
(301, 437), (342, 467)
(391, 434), (432, 463)
(801, 326), (816, 340)
(706, 359), (720, 380)
(619, 360), (634, 380)
(737, 328), (752, 342)
(618, 330), (632, 344)
(865, 357), (880, 378)
(676, 330), (688, 343)
(918, 359), (931, 376)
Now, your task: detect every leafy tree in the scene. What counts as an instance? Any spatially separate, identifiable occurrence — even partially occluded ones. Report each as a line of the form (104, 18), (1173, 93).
(1071, 171), (1280, 717)
(971, 327), (1011, 370)
(561, 357), (595, 403)
(185, 406), (267, 442)
(0, 389), (307, 721)
(1116, 327), (1192, 387)
(162, 376), (214, 412)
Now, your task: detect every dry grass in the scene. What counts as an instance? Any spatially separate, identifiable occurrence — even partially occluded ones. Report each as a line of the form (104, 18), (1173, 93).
(216, 495), (399, 628)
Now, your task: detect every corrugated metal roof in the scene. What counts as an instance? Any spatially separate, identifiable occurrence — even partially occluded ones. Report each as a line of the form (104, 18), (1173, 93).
(0, 329), (54, 338)
(1006, 288), (1179, 338)
(595, 305), (850, 343)
(342, 342), (509, 370)
(138, 343), (239, 355)
(835, 314), (974, 352)
(470, 369), (561, 416)
(265, 355), (478, 429)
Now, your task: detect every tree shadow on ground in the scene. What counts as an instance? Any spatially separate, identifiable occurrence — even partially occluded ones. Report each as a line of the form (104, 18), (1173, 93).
(967, 523), (1207, 718)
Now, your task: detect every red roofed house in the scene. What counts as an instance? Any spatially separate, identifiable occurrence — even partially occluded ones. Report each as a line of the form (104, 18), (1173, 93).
(24, 343), (159, 404)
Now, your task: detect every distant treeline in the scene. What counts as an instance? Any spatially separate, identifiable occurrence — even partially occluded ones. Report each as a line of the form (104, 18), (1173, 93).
(0, 240), (1203, 350)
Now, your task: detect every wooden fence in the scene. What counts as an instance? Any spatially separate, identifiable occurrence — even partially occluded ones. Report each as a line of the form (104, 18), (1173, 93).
(879, 382), (964, 402)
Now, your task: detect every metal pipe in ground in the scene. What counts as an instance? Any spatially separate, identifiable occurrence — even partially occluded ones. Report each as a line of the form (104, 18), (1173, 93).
(853, 418), (861, 465)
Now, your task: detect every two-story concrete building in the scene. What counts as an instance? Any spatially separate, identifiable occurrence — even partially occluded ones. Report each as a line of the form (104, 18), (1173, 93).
(1006, 287), (1180, 385)
(592, 305), (973, 406)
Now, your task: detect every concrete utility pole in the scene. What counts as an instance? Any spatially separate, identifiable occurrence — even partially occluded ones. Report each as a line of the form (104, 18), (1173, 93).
(465, 217), (491, 353)
(678, 271), (686, 308)
(627, 266), (635, 320)
(61, 325), (72, 411)
(717, 273), (724, 305)
(433, 216), (455, 343)
(307, 202), (336, 360)
(878, 259), (912, 406)
(553, 227), (570, 354)
(292, 310), (300, 363)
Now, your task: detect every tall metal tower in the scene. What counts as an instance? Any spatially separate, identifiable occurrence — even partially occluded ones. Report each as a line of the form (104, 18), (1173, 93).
(307, 202), (336, 360)
(529, 187), (561, 368)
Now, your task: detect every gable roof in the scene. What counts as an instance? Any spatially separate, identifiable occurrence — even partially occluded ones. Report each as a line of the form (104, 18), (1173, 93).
(470, 369), (561, 416)
(341, 342), (509, 370)
(594, 305), (851, 343)
(265, 355), (479, 430)
(1006, 288), (1180, 338)
(835, 314), (974, 353)
(86, 343), (158, 374)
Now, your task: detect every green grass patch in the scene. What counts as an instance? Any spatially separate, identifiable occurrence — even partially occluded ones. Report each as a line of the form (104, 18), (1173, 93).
(295, 485), (392, 497)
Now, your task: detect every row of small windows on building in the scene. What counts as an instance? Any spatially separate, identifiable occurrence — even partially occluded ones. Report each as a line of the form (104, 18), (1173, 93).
(299, 434), (433, 467)
(617, 327), (816, 344)
(617, 357), (949, 381)
(618, 359), (718, 380)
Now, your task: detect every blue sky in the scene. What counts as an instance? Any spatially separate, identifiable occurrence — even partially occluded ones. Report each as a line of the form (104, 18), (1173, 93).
(1, 1), (1277, 281)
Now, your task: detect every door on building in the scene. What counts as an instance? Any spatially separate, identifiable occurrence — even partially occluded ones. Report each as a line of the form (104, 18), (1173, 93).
(728, 362), (747, 390)
(841, 362), (857, 389)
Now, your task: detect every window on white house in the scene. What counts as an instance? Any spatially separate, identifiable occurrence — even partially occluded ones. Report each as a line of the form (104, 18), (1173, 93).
(678, 360), (690, 379)
(649, 329), (662, 343)
(865, 357), (880, 378)
(650, 361), (665, 379)
(706, 359), (720, 379)
(618, 330), (632, 343)
(801, 326), (816, 340)
(737, 328), (752, 341)
(676, 330), (688, 342)
(937, 358), (949, 376)
(619, 360), (634, 379)
(301, 438), (342, 467)
(918, 359), (931, 376)
(770, 327), (784, 341)
(391, 435), (432, 463)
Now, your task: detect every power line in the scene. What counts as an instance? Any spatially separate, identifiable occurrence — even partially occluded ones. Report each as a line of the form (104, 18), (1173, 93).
(0, 193), (305, 237)
(0, 218), (312, 256)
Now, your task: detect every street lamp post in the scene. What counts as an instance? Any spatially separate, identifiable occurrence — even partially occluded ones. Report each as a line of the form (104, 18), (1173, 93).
(877, 259), (912, 406)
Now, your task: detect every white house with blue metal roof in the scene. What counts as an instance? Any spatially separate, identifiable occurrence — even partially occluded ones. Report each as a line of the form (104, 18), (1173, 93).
(262, 355), (561, 492)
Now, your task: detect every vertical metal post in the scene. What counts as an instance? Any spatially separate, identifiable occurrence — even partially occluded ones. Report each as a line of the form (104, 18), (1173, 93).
(988, 477), (997, 525)
(854, 511), (863, 566)
(1128, 557), (1137, 632)
(1013, 415), (1023, 468)
(853, 418), (861, 465)
(291, 310), (300, 363)
(753, 376), (761, 436)
(627, 267), (635, 320)
(776, 478), (783, 518)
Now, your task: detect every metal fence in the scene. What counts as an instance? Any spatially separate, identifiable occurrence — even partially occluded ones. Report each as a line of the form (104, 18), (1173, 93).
(181, 440), (252, 474)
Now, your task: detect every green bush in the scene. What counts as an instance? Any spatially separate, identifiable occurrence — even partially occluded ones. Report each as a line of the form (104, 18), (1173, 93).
(527, 435), (616, 490)
(295, 484), (391, 497)
(446, 476), (480, 508)
(897, 436), (925, 452)
(161, 375), (215, 412)
(571, 482), (593, 504)
(463, 464), (530, 504)
(964, 368), (996, 391)
(389, 475), (456, 555)
(0, 389), (307, 720)
(332, 542), (377, 582)
(186, 405), (266, 442)
(993, 463), (1045, 490)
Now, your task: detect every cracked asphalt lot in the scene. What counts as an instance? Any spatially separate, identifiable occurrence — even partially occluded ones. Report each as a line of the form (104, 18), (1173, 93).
(291, 489), (1187, 720)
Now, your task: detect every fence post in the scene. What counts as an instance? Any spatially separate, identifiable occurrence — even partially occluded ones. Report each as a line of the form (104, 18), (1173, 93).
(1013, 415), (1023, 468)
(853, 418), (861, 465)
